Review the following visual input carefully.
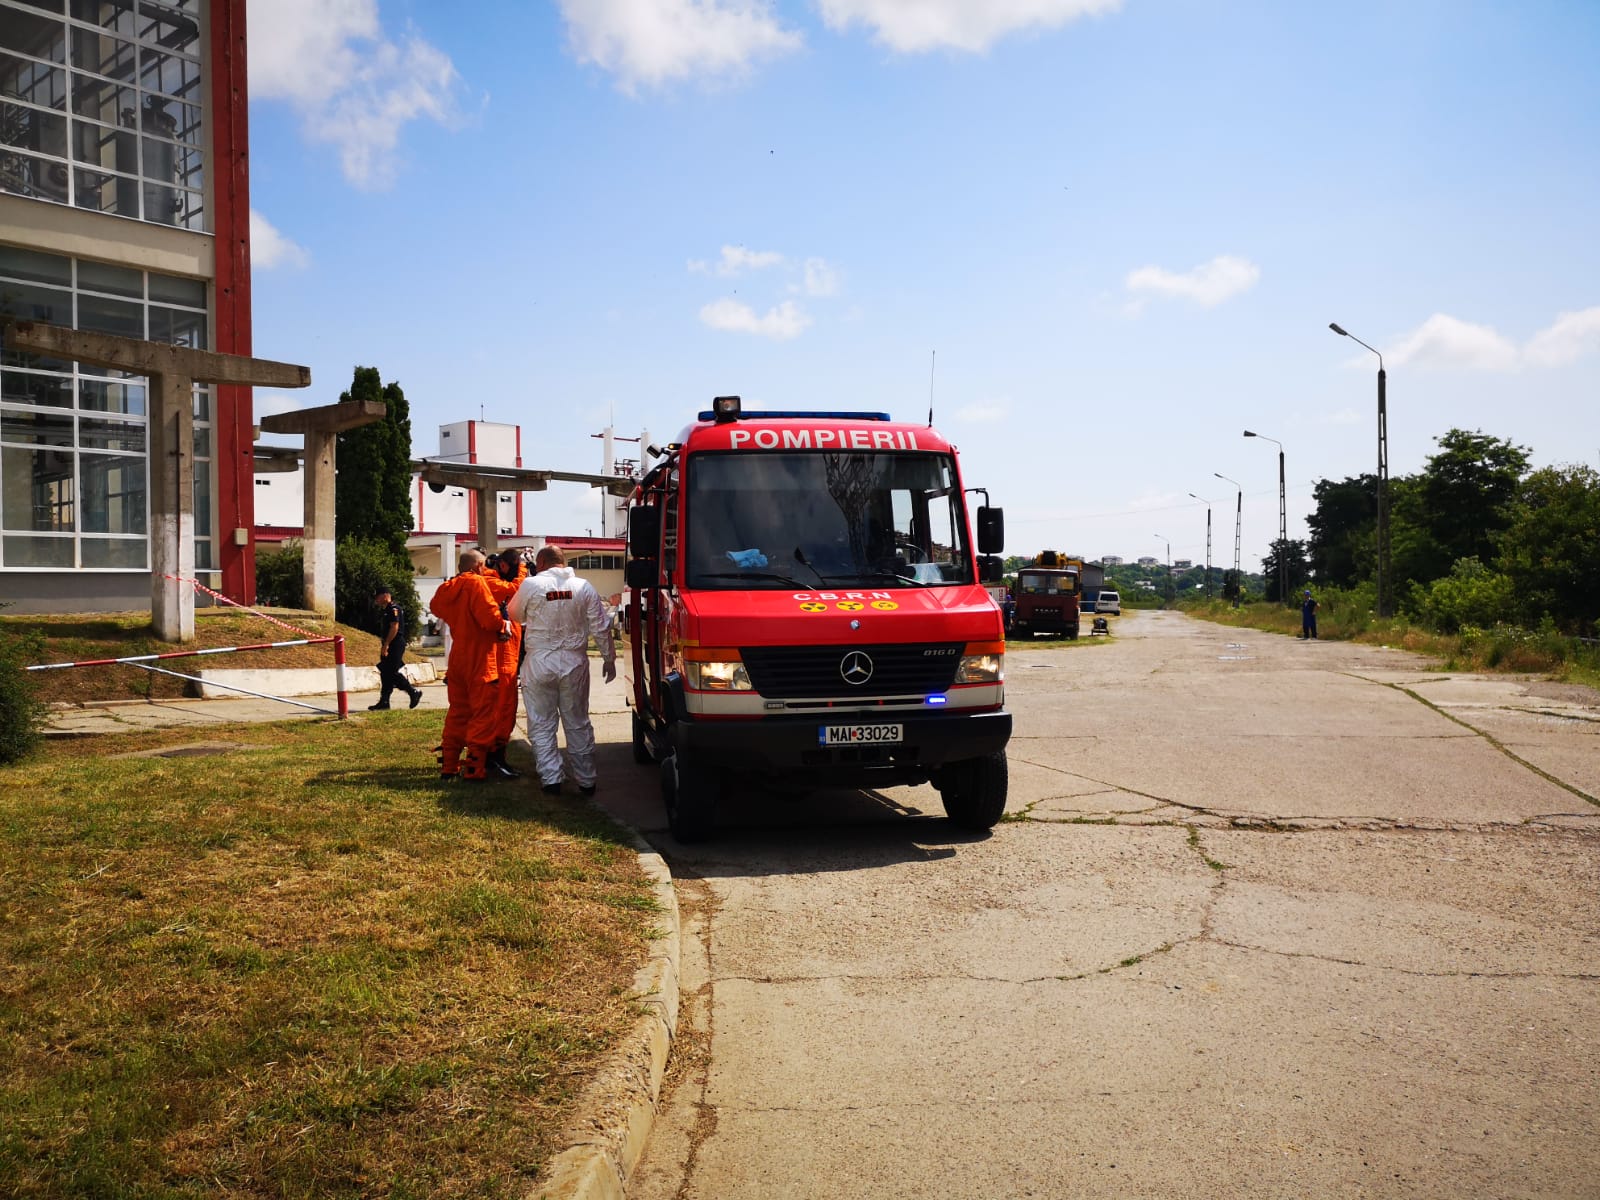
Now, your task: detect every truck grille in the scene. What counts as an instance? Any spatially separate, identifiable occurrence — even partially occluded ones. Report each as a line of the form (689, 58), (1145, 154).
(740, 643), (964, 698)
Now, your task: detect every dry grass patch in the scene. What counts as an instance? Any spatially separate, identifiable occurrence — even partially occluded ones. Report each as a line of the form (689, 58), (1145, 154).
(3, 611), (401, 707)
(0, 713), (656, 1197)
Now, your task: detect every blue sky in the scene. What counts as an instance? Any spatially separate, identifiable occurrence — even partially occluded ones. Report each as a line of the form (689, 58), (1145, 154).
(245, 0), (1600, 570)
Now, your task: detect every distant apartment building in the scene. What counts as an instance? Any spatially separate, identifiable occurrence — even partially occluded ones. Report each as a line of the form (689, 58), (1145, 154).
(1173, 559), (1193, 570)
(1, 0), (254, 613)
(1101, 555), (1123, 565)
(1137, 556), (1159, 566)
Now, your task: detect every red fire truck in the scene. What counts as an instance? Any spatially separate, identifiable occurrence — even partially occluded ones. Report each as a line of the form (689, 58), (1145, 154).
(622, 396), (1011, 841)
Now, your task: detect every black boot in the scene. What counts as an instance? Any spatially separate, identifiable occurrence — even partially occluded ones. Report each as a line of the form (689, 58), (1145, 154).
(486, 748), (521, 779)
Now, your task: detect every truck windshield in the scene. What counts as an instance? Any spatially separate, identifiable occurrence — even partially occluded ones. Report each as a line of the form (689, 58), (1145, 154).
(1017, 571), (1076, 595)
(685, 450), (972, 590)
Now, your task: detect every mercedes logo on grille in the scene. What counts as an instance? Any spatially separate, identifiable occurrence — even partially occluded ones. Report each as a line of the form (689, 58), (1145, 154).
(839, 650), (874, 686)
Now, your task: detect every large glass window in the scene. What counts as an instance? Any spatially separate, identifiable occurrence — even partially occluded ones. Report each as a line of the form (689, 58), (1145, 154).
(0, 0), (205, 228)
(685, 450), (972, 590)
(0, 244), (211, 570)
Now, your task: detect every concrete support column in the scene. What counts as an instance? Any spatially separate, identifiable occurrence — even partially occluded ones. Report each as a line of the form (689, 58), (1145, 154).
(476, 487), (499, 554)
(302, 428), (337, 614)
(149, 371), (196, 641)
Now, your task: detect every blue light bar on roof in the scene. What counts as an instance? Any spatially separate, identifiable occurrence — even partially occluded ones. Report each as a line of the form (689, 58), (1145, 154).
(696, 410), (893, 422)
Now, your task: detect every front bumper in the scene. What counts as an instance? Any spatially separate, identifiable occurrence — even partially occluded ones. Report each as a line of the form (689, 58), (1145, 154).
(671, 708), (1013, 784)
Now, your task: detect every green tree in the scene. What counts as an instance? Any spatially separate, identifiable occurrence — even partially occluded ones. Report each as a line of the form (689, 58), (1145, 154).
(1306, 473), (1376, 587)
(1415, 428), (1530, 576)
(1496, 464), (1600, 633)
(1261, 539), (1309, 603)
(335, 367), (415, 555)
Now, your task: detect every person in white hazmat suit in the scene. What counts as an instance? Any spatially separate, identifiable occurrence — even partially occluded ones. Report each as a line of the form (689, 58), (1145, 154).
(509, 545), (617, 795)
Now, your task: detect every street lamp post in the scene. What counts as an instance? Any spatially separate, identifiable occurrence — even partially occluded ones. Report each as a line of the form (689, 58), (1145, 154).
(1214, 473), (1242, 606)
(1154, 534), (1171, 607)
(1188, 492), (1213, 599)
(1330, 322), (1389, 617)
(1244, 430), (1287, 604)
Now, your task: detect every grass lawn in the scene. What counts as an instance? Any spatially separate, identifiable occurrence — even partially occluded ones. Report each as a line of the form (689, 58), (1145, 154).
(0, 712), (657, 1197)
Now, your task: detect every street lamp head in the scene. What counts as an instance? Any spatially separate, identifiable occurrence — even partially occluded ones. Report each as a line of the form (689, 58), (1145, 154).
(1243, 430), (1257, 438)
(1329, 322), (1348, 337)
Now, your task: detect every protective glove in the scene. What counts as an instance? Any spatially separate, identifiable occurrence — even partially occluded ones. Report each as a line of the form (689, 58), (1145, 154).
(602, 659), (617, 684)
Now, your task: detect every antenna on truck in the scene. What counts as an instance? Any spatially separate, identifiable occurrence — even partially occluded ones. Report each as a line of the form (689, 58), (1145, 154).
(927, 350), (936, 427)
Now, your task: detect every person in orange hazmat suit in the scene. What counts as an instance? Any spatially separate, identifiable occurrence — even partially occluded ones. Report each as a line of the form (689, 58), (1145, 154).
(479, 549), (528, 778)
(429, 548), (505, 781)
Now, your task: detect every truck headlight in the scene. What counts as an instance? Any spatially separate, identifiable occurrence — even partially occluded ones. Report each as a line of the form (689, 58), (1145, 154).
(955, 641), (1004, 684)
(684, 658), (752, 691)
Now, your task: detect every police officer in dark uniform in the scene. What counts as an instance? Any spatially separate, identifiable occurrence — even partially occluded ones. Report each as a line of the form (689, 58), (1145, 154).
(371, 584), (423, 710)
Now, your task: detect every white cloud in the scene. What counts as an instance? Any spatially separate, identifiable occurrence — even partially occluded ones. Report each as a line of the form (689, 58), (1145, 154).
(801, 256), (840, 296)
(955, 399), (1009, 423)
(717, 245), (786, 275)
(1388, 314), (1519, 371)
(699, 297), (811, 338)
(817, 0), (1122, 53)
(249, 209), (309, 270)
(1124, 255), (1260, 309)
(557, 0), (803, 92)
(248, 0), (462, 188)
(1523, 306), (1600, 368)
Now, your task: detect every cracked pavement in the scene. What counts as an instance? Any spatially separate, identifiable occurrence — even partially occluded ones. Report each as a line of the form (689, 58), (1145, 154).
(586, 611), (1600, 1199)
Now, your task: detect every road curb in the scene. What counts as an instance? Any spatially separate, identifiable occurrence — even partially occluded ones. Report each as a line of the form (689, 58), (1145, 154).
(533, 830), (680, 1200)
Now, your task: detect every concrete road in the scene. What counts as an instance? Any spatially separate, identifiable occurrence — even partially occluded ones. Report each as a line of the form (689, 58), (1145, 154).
(586, 610), (1600, 1199)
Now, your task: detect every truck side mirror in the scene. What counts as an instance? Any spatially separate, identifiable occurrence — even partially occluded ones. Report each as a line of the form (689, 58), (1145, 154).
(979, 555), (1004, 584)
(628, 506), (660, 559)
(976, 506), (1004, 555)
(625, 558), (658, 589)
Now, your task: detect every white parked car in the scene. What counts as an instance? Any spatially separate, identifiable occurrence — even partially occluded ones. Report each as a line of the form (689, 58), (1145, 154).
(1096, 590), (1122, 615)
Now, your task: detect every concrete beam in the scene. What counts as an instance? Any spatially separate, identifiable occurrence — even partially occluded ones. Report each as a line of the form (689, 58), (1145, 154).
(252, 447), (302, 474)
(259, 399), (387, 436)
(413, 460), (636, 497)
(2, 318), (310, 388)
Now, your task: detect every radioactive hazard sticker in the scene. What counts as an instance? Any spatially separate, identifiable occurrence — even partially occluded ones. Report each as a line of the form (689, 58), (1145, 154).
(870, 600), (899, 610)
(836, 601), (864, 611)
(799, 601), (828, 613)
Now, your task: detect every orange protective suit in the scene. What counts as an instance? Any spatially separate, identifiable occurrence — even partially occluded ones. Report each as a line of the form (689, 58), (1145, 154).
(480, 560), (528, 753)
(429, 570), (503, 780)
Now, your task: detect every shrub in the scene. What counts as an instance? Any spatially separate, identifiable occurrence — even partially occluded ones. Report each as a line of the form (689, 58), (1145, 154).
(0, 612), (45, 765)
(254, 540), (305, 608)
(1415, 557), (1516, 634)
(336, 536), (421, 642)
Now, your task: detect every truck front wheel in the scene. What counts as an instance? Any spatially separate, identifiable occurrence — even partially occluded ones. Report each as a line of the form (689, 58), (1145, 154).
(937, 751), (1008, 831)
(662, 750), (719, 842)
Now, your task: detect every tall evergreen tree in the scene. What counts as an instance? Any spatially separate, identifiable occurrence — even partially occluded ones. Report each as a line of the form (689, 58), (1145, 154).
(335, 366), (415, 555)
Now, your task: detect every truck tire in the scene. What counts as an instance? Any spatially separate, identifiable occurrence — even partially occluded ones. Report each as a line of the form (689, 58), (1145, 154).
(937, 751), (1008, 831)
(662, 750), (719, 843)
(631, 710), (653, 765)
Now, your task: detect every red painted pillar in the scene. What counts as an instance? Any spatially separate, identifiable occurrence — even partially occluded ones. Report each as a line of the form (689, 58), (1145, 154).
(211, 0), (255, 604)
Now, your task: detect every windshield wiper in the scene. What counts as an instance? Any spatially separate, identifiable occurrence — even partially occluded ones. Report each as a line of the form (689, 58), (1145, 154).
(853, 570), (923, 586)
(696, 571), (810, 588)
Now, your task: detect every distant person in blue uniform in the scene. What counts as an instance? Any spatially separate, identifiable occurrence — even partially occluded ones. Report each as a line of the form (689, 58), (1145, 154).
(1301, 589), (1319, 640)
